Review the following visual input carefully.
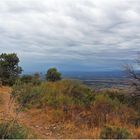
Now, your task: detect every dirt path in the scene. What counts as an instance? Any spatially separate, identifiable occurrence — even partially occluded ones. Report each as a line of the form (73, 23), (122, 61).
(0, 87), (63, 139)
(0, 87), (15, 119)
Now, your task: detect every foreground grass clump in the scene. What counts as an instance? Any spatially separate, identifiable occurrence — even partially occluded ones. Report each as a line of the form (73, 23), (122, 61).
(12, 79), (94, 108)
(0, 121), (35, 139)
(100, 125), (131, 139)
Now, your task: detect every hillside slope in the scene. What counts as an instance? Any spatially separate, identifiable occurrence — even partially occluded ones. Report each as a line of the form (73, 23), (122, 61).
(0, 87), (60, 138)
(0, 85), (140, 139)
(0, 86), (100, 138)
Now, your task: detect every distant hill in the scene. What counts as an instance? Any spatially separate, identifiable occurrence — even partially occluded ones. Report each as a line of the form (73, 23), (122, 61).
(61, 70), (127, 80)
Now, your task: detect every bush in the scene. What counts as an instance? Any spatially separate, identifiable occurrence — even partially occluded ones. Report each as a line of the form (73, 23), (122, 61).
(94, 94), (122, 111)
(100, 89), (129, 104)
(87, 94), (122, 127)
(100, 125), (131, 139)
(12, 81), (41, 107)
(20, 75), (33, 83)
(0, 121), (35, 139)
(20, 74), (41, 85)
(46, 68), (61, 82)
(12, 79), (94, 108)
(129, 97), (140, 113)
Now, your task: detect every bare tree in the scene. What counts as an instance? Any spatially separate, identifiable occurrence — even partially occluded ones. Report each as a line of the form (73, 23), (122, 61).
(124, 57), (140, 102)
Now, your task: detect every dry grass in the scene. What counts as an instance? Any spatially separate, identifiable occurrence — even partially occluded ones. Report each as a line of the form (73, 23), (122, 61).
(124, 126), (140, 139)
(19, 107), (140, 139)
(1, 86), (140, 138)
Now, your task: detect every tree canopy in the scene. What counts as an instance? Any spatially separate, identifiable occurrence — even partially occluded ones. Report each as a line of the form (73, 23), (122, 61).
(46, 68), (61, 82)
(0, 53), (22, 85)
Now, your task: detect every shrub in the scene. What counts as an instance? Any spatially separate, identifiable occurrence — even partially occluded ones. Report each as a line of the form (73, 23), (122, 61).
(12, 81), (41, 107)
(94, 94), (122, 111)
(100, 125), (131, 139)
(20, 74), (41, 85)
(20, 75), (33, 83)
(46, 68), (61, 82)
(12, 79), (94, 108)
(100, 89), (129, 104)
(88, 94), (121, 126)
(65, 80), (94, 107)
(0, 121), (35, 139)
(129, 97), (140, 113)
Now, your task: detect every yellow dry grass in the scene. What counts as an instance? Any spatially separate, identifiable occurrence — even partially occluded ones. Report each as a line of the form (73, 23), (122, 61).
(0, 86), (140, 139)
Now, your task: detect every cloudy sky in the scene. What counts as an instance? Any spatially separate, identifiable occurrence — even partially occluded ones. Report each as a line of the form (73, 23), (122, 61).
(0, 0), (140, 72)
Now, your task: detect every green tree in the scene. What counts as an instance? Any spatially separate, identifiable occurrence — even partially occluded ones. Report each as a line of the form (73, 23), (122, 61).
(0, 53), (22, 85)
(46, 68), (61, 82)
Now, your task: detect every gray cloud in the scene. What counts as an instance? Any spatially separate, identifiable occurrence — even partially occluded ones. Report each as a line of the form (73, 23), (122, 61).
(0, 0), (140, 71)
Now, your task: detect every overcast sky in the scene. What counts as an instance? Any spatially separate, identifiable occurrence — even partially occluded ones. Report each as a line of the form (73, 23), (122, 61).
(0, 0), (140, 72)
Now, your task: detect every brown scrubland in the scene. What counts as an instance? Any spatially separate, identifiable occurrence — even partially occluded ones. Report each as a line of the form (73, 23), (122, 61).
(0, 79), (140, 139)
